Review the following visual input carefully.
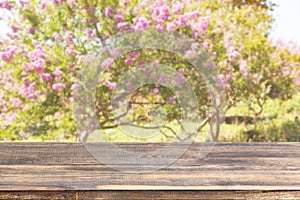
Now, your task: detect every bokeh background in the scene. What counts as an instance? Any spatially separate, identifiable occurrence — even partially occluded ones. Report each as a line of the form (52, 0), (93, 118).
(0, 0), (299, 142)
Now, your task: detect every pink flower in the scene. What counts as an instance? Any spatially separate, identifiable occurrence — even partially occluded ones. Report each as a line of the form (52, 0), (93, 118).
(152, 88), (160, 94)
(155, 24), (164, 32)
(110, 48), (121, 57)
(117, 22), (129, 31)
(227, 50), (241, 61)
(217, 74), (227, 86)
(11, 24), (20, 32)
(0, 46), (18, 63)
(282, 67), (291, 76)
(67, 0), (76, 8)
(239, 60), (248, 75)
(53, 0), (66, 5)
(86, 28), (96, 40)
(104, 80), (116, 90)
(33, 58), (45, 73)
(188, 11), (200, 19)
(199, 16), (210, 35)
(20, 131), (26, 137)
(167, 97), (175, 104)
(105, 7), (115, 17)
(174, 74), (187, 85)
(70, 83), (79, 91)
(28, 27), (35, 35)
(124, 58), (134, 66)
(295, 77), (300, 87)
(178, 68), (185, 73)
(0, 0), (13, 10)
(102, 58), (114, 69)
(66, 47), (76, 55)
(130, 52), (140, 59)
(28, 46), (47, 61)
(22, 78), (31, 86)
(202, 41), (208, 50)
(191, 17), (210, 36)
(166, 21), (179, 32)
(114, 14), (124, 23)
(178, 15), (190, 26)
(5, 113), (17, 123)
(53, 32), (62, 41)
(158, 75), (168, 84)
(76, 55), (85, 65)
(41, 1), (48, 9)
(0, 52), (12, 63)
(19, 82), (37, 99)
(52, 83), (65, 92)
(151, 60), (160, 66)
(53, 67), (63, 78)
(184, 50), (197, 59)
(133, 17), (150, 31)
(152, 4), (169, 24)
(41, 73), (52, 82)
(138, 61), (145, 66)
(10, 98), (22, 108)
(172, 2), (184, 14)
(19, 0), (30, 7)
(65, 31), (73, 44)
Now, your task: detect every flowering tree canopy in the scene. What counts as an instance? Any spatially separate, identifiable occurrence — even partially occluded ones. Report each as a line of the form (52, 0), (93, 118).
(0, 0), (299, 141)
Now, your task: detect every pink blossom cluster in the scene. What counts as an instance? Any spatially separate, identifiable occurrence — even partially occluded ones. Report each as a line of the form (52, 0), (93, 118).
(26, 45), (50, 83)
(10, 97), (22, 108)
(11, 24), (20, 33)
(152, 87), (160, 94)
(115, 14), (124, 23)
(102, 58), (114, 69)
(152, 3), (169, 24)
(0, 46), (18, 63)
(295, 76), (300, 88)
(105, 6), (117, 17)
(167, 97), (175, 104)
(86, 28), (96, 40)
(0, 112), (18, 123)
(124, 52), (141, 66)
(227, 49), (241, 61)
(19, 79), (39, 99)
(41, 73), (52, 82)
(52, 83), (65, 92)
(0, 0), (13, 10)
(103, 80), (116, 90)
(28, 27), (35, 35)
(174, 68), (187, 85)
(117, 22), (131, 31)
(53, 0), (66, 5)
(191, 16), (210, 38)
(239, 60), (248, 75)
(53, 32), (63, 42)
(133, 17), (150, 31)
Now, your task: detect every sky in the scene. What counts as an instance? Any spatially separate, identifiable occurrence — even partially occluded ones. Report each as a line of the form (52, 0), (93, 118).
(0, 1), (299, 44)
(271, 0), (300, 44)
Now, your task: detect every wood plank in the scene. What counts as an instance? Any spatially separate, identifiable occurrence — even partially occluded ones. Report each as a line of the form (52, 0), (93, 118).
(79, 190), (300, 200)
(0, 191), (76, 200)
(1, 190), (300, 200)
(0, 143), (299, 191)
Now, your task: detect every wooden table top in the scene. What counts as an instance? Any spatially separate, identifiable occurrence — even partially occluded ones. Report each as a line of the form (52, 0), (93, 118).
(0, 142), (299, 199)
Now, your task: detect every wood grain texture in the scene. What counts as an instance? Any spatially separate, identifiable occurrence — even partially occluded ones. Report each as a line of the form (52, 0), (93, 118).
(0, 191), (76, 200)
(0, 143), (299, 199)
(79, 190), (300, 200)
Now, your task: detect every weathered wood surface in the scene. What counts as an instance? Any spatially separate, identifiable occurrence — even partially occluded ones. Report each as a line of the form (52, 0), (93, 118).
(1, 191), (300, 200)
(0, 142), (300, 199)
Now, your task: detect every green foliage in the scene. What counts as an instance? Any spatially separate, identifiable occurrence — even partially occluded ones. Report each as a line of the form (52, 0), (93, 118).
(0, 0), (299, 141)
